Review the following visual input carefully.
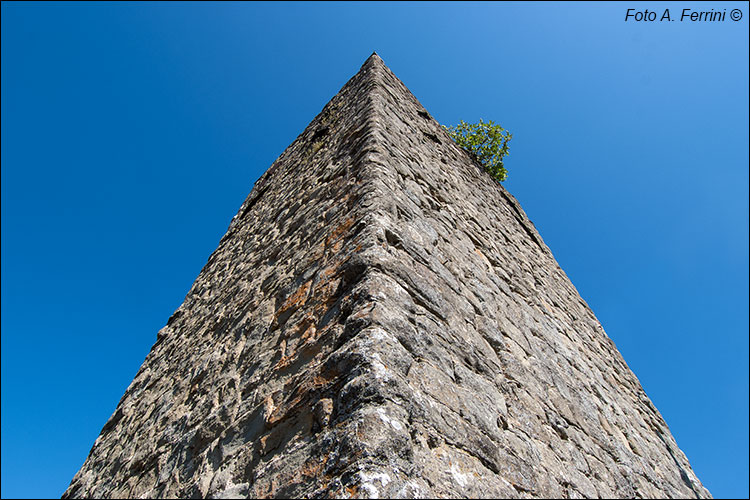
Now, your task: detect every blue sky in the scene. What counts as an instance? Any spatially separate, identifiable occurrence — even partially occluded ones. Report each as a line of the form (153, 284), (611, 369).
(1, 2), (747, 498)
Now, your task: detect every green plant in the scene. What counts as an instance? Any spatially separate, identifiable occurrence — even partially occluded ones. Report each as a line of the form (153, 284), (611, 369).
(443, 119), (512, 182)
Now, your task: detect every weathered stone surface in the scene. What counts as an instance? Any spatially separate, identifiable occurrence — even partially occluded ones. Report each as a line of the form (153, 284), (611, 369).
(63, 54), (710, 499)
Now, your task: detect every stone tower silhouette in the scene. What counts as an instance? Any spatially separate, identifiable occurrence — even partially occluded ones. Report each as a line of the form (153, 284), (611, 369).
(63, 54), (710, 499)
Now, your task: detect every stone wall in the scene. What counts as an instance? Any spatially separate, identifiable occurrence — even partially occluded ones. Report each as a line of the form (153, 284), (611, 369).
(63, 54), (710, 499)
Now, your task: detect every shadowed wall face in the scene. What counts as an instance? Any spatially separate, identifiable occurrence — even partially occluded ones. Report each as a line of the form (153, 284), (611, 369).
(63, 54), (710, 499)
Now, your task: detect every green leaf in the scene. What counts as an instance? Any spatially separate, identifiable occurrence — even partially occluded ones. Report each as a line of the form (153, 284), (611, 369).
(444, 119), (512, 183)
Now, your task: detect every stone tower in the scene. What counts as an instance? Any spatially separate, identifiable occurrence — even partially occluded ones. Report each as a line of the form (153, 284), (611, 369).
(63, 54), (710, 499)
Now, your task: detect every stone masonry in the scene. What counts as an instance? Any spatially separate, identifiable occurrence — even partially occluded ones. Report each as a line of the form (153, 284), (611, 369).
(63, 54), (711, 499)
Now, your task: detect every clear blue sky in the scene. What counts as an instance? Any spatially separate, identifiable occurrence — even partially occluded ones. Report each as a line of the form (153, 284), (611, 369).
(2, 2), (747, 498)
